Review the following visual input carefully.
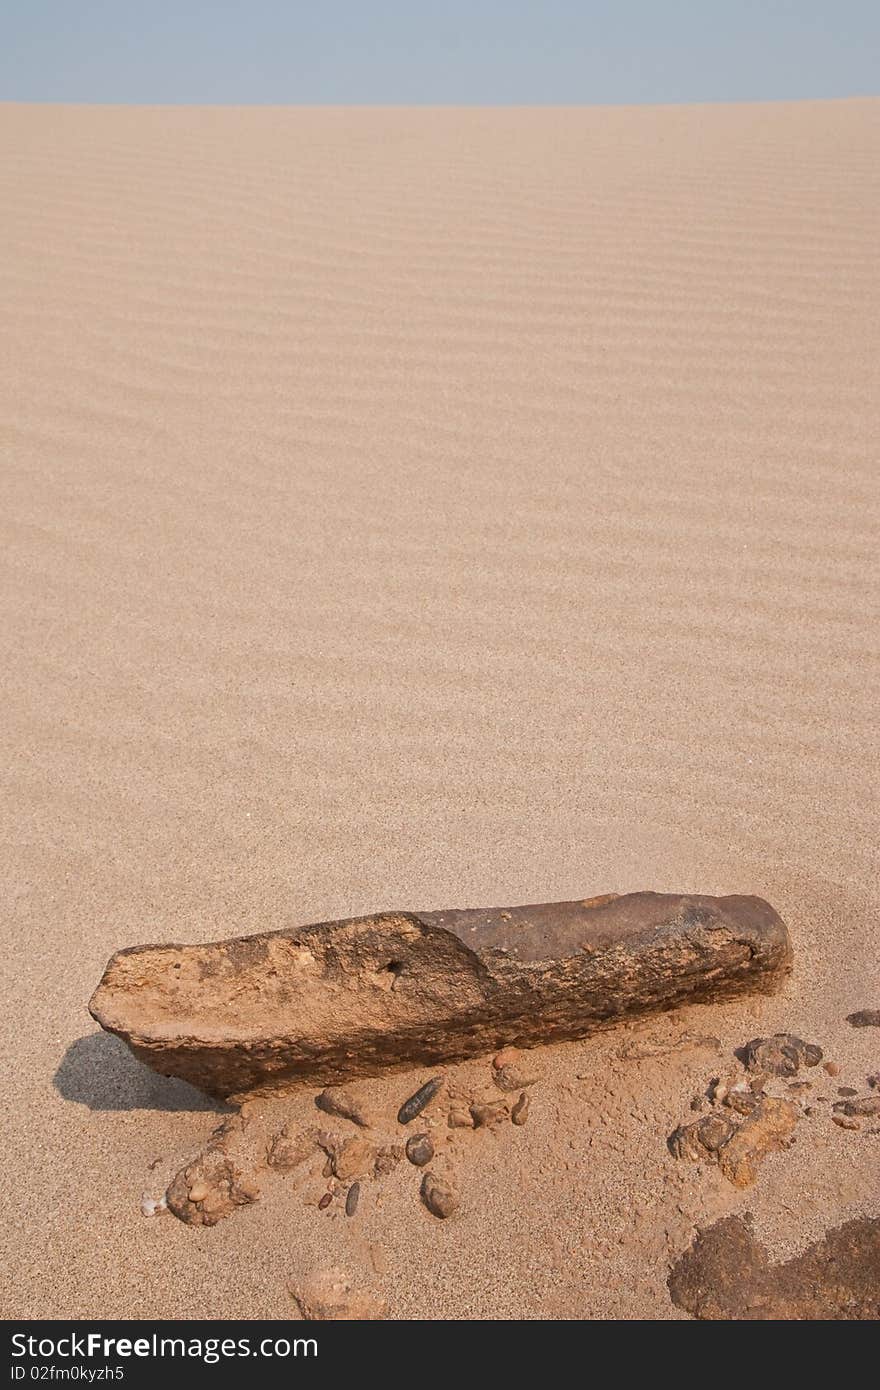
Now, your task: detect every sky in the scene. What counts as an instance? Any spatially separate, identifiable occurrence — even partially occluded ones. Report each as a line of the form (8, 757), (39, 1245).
(2, 1), (879, 105)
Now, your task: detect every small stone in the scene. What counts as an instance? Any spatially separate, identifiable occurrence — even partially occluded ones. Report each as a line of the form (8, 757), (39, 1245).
(470, 1100), (509, 1129)
(397, 1077), (443, 1125)
(846, 1010), (880, 1029)
(291, 1266), (386, 1320)
(405, 1134), (434, 1167)
(267, 1126), (315, 1173)
(833, 1114), (861, 1131)
(723, 1080), (760, 1115)
(421, 1172), (459, 1219)
(833, 1096), (880, 1117)
(316, 1087), (371, 1128)
(493, 1064), (540, 1093)
(447, 1108), (475, 1129)
(511, 1092), (529, 1125)
(166, 1150), (259, 1227)
(318, 1192), (333, 1210)
(345, 1183), (360, 1217)
(739, 1035), (823, 1077)
(373, 1145), (403, 1177)
(329, 1136), (374, 1181)
(837, 1086), (858, 1097)
(868, 1075), (880, 1090)
(717, 1099), (799, 1188)
(823, 1061), (841, 1077)
(492, 1047), (521, 1071)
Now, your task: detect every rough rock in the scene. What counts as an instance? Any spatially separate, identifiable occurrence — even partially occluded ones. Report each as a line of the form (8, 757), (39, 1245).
(266, 1126), (315, 1172)
(318, 1133), (374, 1181)
(716, 1098), (799, 1187)
(291, 1267), (387, 1320)
(166, 1149), (260, 1227)
(373, 1145), (404, 1177)
(470, 1099), (510, 1129)
(88, 892), (793, 1098)
(492, 1047), (522, 1071)
(833, 1095), (880, 1118)
(846, 1010), (880, 1028)
(447, 1107), (475, 1129)
(421, 1172), (459, 1219)
(670, 1098), (798, 1187)
(669, 1113), (739, 1163)
(668, 1215), (880, 1319)
(165, 1114), (261, 1226)
(832, 1114), (861, 1131)
(511, 1092), (530, 1125)
(315, 1087), (371, 1128)
(493, 1064), (540, 1093)
(738, 1034), (822, 1077)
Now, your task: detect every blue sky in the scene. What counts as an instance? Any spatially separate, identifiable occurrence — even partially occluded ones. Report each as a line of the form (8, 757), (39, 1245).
(2, 1), (878, 105)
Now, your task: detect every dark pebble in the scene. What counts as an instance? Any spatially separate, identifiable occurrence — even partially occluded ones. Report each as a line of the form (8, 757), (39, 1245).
(405, 1134), (434, 1167)
(838, 1086), (858, 1097)
(318, 1192), (333, 1210)
(345, 1182), (360, 1217)
(397, 1077), (442, 1125)
(846, 1010), (880, 1028)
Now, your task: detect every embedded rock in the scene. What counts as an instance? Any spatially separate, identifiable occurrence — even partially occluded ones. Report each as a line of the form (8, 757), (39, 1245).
(89, 891), (792, 1099)
(669, 1215), (880, 1319)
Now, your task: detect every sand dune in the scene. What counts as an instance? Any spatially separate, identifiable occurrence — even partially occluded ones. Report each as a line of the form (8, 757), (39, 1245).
(1, 100), (878, 1319)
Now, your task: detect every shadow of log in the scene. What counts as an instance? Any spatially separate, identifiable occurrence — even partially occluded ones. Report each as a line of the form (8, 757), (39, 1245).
(54, 1032), (229, 1113)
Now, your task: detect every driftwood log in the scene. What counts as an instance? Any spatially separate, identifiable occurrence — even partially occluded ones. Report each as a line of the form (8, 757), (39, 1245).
(89, 891), (792, 1099)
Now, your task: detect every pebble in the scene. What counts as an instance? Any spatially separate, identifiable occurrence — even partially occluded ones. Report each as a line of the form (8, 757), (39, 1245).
(492, 1047), (521, 1071)
(837, 1087), (858, 1097)
(330, 1136), (374, 1181)
(740, 1035), (822, 1076)
(373, 1145), (403, 1177)
(421, 1173), (459, 1220)
(823, 1061), (841, 1077)
(447, 1108), (474, 1129)
(316, 1087), (371, 1128)
(832, 1114), (861, 1131)
(345, 1183), (360, 1217)
(405, 1134), (434, 1167)
(846, 1010), (880, 1028)
(398, 1077), (443, 1125)
(494, 1064), (540, 1093)
(834, 1095), (880, 1117)
(318, 1192), (333, 1210)
(511, 1092), (530, 1126)
(470, 1100), (509, 1129)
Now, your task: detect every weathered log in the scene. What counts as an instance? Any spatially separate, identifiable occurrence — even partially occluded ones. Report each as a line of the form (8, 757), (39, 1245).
(88, 891), (792, 1099)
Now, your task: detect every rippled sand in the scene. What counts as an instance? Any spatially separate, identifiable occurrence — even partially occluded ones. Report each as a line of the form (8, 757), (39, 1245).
(1, 100), (878, 1318)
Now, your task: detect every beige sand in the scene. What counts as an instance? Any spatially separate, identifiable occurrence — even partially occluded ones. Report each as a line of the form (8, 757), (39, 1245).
(1, 100), (878, 1320)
